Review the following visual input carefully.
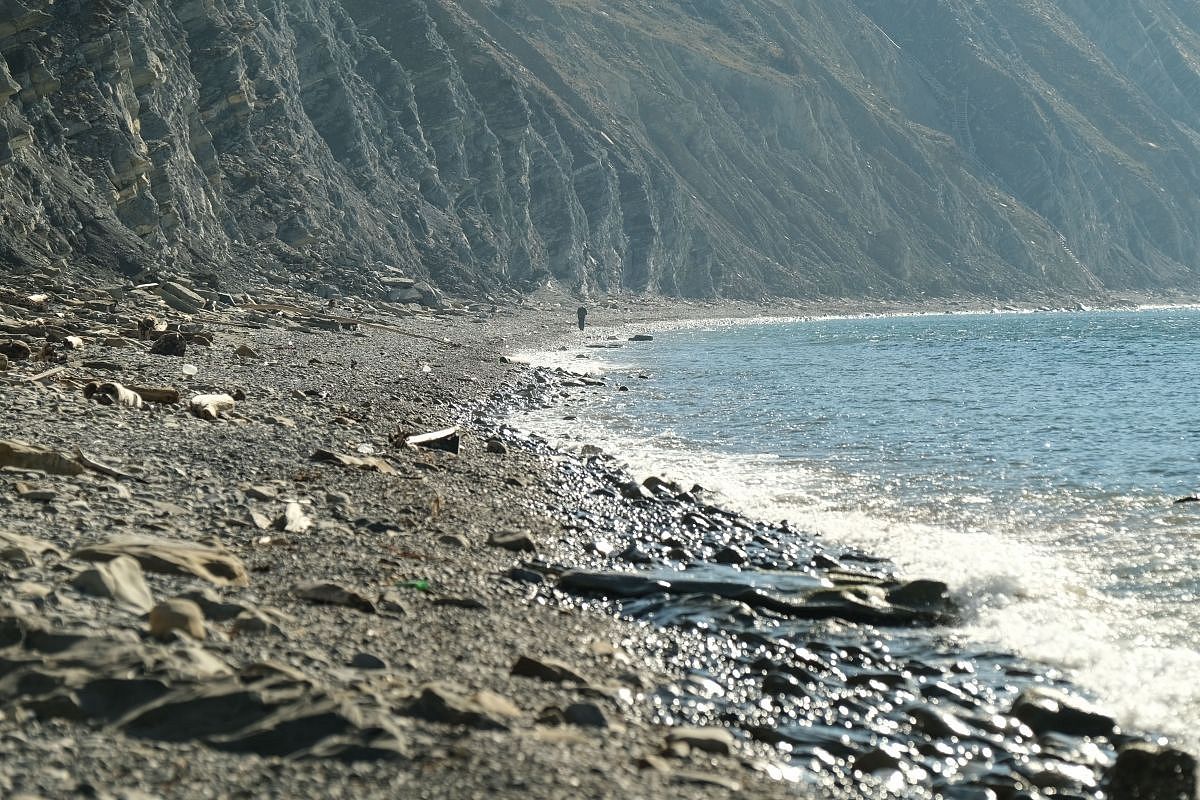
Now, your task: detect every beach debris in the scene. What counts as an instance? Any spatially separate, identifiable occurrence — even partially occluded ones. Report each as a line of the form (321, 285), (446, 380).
(149, 598), (206, 640)
(487, 530), (536, 553)
(0, 339), (31, 360)
(274, 501), (313, 533)
(127, 384), (180, 404)
(295, 580), (376, 613)
(189, 393), (236, 421)
(149, 332), (187, 356)
(403, 427), (461, 453)
(511, 655), (587, 684)
(310, 449), (396, 474)
(26, 365), (66, 383)
(75, 448), (141, 481)
(0, 439), (85, 476)
(73, 536), (249, 586)
(83, 381), (144, 409)
(70, 555), (155, 613)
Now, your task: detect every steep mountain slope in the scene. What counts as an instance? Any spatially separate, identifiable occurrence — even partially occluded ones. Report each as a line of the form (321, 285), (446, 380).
(1, 0), (1197, 299)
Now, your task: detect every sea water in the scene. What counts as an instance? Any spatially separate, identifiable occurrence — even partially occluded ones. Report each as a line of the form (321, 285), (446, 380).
(517, 308), (1200, 754)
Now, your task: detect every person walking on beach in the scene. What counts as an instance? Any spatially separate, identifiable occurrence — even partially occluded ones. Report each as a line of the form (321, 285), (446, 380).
(576, 305), (588, 331)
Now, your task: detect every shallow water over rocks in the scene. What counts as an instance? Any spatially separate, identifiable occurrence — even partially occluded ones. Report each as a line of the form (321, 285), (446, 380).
(503, 366), (1196, 799)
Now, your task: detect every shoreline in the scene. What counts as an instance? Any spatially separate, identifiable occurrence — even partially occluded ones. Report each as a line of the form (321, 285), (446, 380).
(0, 280), (1194, 798)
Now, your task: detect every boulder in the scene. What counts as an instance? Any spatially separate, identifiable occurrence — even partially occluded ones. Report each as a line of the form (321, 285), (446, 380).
(149, 598), (206, 640)
(1105, 742), (1197, 800)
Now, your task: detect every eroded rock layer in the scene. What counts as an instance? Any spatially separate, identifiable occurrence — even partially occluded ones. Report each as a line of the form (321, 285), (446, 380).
(1, 0), (1198, 298)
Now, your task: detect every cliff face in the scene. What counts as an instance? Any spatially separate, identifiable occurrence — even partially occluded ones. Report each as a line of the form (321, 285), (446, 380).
(1, 0), (1198, 300)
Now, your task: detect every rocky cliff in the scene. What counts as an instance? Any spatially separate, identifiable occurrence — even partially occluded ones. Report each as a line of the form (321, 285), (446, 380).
(1, 0), (1198, 300)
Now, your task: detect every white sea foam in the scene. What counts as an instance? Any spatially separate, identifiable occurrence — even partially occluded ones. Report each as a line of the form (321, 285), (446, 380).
(515, 403), (1200, 756)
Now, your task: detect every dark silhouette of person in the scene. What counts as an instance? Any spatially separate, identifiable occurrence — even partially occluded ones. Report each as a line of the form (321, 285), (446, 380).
(576, 305), (587, 331)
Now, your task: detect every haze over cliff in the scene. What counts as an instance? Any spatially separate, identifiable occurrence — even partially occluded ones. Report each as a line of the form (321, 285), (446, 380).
(2, 0), (1198, 300)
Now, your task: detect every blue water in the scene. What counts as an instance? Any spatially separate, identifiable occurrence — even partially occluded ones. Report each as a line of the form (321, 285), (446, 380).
(519, 308), (1200, 751)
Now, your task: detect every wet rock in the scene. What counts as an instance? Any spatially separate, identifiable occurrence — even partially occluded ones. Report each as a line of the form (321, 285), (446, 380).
(1105, 742), (1197, 800)
(149, 333), (186, 357)
(511, 655), (588, 684)
(887, 579), (952, 610)
(1011, 687), (1118, 738)
(73, 537), (249, 587)
(405, 683), (519, 729)
(488, 531), (536, 552)
(563, 701), (609, 728)
(666, 726), (734, 755)
(432, 596), (487, 610)
(295, 581), (376, 613)
(618, 481), (655, 501)
(70, 555), (154, 613)
(349, 652), (388, 670)
(629, 334), (654, 342)
(713, 545), (747, 566)
(149, 599), (206, 640)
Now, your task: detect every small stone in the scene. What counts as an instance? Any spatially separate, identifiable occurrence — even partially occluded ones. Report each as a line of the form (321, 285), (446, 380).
(0, 340), (31, 361)
(438, 533), (469, 548)
(149, 332), (186, 357)
(713, 545), (747, 565)
(0, 353), (8, 371)
(231, 611), (286, 637)
(511, 655), (588, 684)
(485, 438), (507, 454)
(70, 555), (154, 613)
(245, 485), (277, 501)
(234, 344), (260, 359)
(666, 727), (735, 756)
(564, 702), (608, 728)
(488, 530), (536, 552)
(349, 652), (388, 670)
(377, 590), (410, 615)
(149, 598), (206, 640)
(295, 580), (376, 613)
